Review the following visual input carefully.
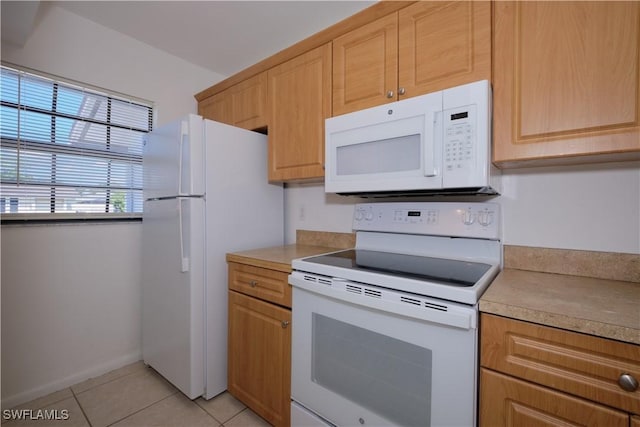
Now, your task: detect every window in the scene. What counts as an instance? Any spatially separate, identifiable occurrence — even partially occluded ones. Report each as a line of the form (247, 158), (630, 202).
(0, 65), (153, 219)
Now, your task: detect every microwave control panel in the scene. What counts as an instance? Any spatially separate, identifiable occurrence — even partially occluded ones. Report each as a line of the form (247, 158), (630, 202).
(443, 105), (476, 173)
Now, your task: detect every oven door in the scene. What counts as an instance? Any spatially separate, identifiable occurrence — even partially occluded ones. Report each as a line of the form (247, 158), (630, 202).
(290, 275), (478, 427)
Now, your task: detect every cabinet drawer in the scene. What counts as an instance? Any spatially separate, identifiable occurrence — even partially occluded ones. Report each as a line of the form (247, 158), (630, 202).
(480, 369), (629, 427)
(481, 313), (640, 414)
(228, 262), (291, 307)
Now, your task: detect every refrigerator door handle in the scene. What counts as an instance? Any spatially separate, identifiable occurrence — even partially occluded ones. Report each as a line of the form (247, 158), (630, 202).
(179, 198), (190, 272)
(178, 120), (189, 196)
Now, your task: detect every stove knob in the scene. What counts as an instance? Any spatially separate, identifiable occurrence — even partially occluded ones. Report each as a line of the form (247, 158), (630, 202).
(355, 210), (364, 221)
(462, 210), (475, 225)
(365, 211), (374, 221)
(478, 211), (492, 227)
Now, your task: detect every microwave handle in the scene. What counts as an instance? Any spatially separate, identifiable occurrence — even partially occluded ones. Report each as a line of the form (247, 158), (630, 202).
(424, 111), (442, 177)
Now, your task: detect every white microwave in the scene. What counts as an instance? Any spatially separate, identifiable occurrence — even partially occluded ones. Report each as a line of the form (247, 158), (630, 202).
(325, 80), (499, 196)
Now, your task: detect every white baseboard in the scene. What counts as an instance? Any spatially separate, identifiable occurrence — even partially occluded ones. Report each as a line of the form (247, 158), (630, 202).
(1, 351), (142, 409)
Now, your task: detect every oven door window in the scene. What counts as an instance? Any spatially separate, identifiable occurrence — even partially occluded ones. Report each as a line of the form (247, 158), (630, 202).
(312, 314), (432, 426)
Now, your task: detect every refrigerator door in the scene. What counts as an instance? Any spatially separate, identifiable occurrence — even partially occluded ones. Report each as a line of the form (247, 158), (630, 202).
(142, 196), (205, 399)
(143, 114), (205, 200)
(203, 120), (284, 399)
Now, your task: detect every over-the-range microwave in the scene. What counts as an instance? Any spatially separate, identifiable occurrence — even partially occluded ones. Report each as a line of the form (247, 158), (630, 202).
(324, 80), (500, 196)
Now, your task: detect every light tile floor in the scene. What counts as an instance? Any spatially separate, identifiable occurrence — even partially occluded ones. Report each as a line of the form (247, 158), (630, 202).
(2, 362), (271, 427)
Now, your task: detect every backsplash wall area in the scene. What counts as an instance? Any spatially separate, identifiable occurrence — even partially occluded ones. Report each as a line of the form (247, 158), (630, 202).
(284, 161), (640, 255)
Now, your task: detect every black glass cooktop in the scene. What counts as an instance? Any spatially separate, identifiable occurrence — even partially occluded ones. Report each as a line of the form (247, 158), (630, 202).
(303, 249), (492, 287)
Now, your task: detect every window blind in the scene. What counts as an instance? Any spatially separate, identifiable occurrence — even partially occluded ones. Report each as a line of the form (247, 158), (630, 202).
(0, 65), (152, 218)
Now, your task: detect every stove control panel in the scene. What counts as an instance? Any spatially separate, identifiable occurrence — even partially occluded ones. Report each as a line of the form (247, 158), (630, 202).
(353, 202), (500, 240)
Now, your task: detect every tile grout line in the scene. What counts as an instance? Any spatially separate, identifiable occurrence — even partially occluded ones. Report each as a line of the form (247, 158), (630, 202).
(72, 364), (178, 427)
(102, 390), (179, 427)
(73, 364), (151, 396)
(222, 408), (250, 427)
(193, 399), (226, 426)
(70, 387), (93, 427)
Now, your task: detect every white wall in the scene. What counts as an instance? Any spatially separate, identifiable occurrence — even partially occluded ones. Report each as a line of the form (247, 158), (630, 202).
(1, 4), (223, 407)
(2, 0), (640, 411)
(285, 161), (640, 255)
(1, 4), (224, 127)
(1, 224), (142, 406)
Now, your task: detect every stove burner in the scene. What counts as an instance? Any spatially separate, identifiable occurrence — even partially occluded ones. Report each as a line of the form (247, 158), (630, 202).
(304, 249), (492, 287)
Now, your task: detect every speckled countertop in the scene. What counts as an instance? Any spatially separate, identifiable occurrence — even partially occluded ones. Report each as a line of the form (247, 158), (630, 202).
(480, 269), (640, 345)
(228, 232), (640, 346)
(226, 243), (341, 273)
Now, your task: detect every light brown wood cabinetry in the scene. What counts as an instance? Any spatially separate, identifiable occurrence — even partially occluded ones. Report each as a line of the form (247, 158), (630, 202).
(198, 72), (268, 131)
(228, 261), (291, 308)
(228, 290), (291, 427)
(332, 13), (398, 116)
(633, 415), (640, 427)
(198, 91), (231, 125)
(480, 313), (640, 426)
(480, 369), (629, 427)
(332, 1), (491, 116)
(267, 44), (331, 182)
(227, 262), (291, 427)
(492, 1), (640, 167)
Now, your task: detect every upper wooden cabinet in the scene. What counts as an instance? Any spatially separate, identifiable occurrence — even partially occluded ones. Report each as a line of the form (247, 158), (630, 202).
(198, 72), (268, 131)
(492, 1), (640, 167)
(198, 91), (231, 125)
(332, 1), (491, 116)
(332, 13), (398, 116)
(267, 44), (331, 182)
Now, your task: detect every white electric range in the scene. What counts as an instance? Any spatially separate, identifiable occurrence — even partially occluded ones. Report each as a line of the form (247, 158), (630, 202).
(289, 202), (501, 427)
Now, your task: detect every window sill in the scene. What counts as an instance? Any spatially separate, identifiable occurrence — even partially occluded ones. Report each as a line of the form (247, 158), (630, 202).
(1, 213), (143, 225)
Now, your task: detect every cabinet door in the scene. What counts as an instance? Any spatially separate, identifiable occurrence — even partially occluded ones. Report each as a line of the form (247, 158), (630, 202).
(229, 72), (268, 130)
(198, 91), (231, 125)
(493, 1), (640, 166)
(228, 290), (291, 427)
(268, 44), (331, 182)
(332, 13), (398, 116)
(398, 1), (491, 98)
(480, 369), (629, 427)
(481, 313), (640, 415)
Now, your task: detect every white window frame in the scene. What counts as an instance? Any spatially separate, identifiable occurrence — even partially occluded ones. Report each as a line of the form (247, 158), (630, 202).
(0, 63), (154, 221)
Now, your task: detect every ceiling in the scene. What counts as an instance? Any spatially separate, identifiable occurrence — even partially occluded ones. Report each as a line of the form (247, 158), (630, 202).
(2, 1), (375, 78)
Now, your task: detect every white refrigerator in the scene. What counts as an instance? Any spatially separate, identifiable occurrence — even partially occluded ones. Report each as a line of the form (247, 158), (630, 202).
(141, 114), (283, 400)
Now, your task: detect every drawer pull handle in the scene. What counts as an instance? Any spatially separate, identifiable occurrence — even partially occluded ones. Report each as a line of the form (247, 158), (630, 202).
(281, 321), (290, 329)
(249, 280), (257, 288)
(618, 373), (639, 392)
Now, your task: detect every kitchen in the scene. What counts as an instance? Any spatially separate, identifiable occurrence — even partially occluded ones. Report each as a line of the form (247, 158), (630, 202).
(1, 1), (639, 426)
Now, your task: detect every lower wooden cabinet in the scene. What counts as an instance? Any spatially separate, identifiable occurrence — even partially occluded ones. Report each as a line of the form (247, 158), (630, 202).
(480, 368), (629, 427)
(480, 313), (640, 426)
(228, 289), (291, 427)
(480, 369), (629, 426)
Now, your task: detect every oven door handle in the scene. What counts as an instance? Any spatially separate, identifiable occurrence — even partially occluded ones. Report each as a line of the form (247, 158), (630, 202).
(290, 273), (476, 330)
